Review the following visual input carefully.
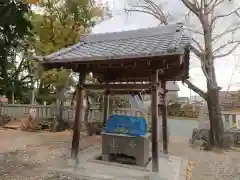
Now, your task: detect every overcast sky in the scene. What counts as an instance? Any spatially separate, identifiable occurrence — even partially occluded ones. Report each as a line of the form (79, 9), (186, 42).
(91, 0), (240, 97)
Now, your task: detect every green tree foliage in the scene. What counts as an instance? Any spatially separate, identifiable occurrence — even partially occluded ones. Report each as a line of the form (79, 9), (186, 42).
(0, 0), (32, 103)
(27, 0), (103, 104)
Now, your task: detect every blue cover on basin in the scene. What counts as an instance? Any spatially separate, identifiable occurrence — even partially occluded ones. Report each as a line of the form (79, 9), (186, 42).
(103, 115), (147, 136)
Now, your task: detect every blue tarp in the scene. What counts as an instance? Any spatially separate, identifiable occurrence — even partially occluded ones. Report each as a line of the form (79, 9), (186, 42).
(103, 115), (147, 136)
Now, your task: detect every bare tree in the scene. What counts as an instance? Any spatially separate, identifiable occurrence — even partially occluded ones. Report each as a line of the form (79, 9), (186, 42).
(127, 0), (240, 148)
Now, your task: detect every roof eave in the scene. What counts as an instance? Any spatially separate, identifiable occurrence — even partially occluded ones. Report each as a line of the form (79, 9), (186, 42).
(42, 50), (186, 64)
(33, 55), (44, 62)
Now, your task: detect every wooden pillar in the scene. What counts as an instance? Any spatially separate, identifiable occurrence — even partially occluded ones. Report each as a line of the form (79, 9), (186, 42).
(160, 80), (168, 154)
(103, 89), (110, 126)
(151, 70), (160, 172)
(71, 73), (86, 163)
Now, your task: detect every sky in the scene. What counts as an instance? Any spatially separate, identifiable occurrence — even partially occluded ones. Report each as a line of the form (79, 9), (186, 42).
(91, 0), (240, 97)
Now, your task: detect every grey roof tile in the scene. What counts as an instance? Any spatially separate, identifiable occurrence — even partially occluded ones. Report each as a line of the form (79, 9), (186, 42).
(42, 23), (190, 63)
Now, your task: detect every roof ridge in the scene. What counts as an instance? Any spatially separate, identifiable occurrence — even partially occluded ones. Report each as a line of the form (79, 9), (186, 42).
(167, 25), (184, 53)
(84, 31), (178, 45)
(44, 42), (84, 60)
(80, 24), (183, 43)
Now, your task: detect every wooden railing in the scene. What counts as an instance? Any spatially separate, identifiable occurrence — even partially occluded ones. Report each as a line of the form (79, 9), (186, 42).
(0, 104), (77, 120)
(87, 108), (146, 122)
(1, 104), (239, 130)
(222, 111), (240, 130)
(0, 104), (52, 118)
(111, 108), (144, 117)
(0, 104), (146, 122)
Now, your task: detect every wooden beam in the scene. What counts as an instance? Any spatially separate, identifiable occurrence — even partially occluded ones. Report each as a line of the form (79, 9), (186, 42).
(71, 73), (86, 164)
(108, 90), (151, 95)
(83, 83), (151, 90)
(85, 90), (165, 95)
(94, 67), (183, 82)
(83, 83), (164, 94)
(103, 89), (110, 126)
(160, 80), (168, 154)
(113, 90), (166, 95)
(151, 70), (160, 173)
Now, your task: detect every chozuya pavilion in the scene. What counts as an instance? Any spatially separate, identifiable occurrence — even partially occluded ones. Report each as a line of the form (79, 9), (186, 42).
(35, 23), (190, 175)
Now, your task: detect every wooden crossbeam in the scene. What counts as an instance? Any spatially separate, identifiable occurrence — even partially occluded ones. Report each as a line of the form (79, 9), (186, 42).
(83, 83), (151, 90)
(83, 83), (164, 94)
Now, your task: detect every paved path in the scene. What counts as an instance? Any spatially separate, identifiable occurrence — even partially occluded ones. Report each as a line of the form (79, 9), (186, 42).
(167, 119), (198, 137)
(50, 144), (187, 180)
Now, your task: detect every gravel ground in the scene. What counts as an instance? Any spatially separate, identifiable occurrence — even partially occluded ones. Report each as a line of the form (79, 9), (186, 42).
(169, 136), (240, 180)
(0, 130), (99, 180)
(0, 129), (240, 180)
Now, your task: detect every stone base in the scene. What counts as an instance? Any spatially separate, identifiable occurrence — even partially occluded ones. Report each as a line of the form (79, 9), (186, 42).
(190, 128), (209, 143)
(149, 172), (166, 180)
(148, 171), (178, 180)
(50, 145), (187, 180)
(68, 158), (81, 167)
(190, 128), (236, 148)
(68, 159), (76, 167)
(101, 154), (109, 161)
(102, 132), (150, 167)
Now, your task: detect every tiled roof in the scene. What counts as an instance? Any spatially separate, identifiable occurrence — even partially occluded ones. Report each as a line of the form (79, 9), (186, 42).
(41, 23), (190, 63)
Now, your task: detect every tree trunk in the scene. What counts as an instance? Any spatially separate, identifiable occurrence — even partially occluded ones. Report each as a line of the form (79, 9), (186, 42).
(201, 16), (224, 148)
(84, 98), (90, 123)
(36, 80), (44, 104)
(12, 91), (14, 104)
(59, 100), (64, 122)
(6, 92), (12, 104)
(31, 88), (35, 104)
(206, 85), (224, 148)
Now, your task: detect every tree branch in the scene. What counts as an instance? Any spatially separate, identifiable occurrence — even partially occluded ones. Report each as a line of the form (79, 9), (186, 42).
(192, 0), (201, 9)
(184, 79), (207, 100)
(207, 0), (224, 14)
(126, 0), (169, 25)
(190, 43), (212, 83)
(213, 40), (240, 58)
(13, 56), (26, 79)
(142, 0), (165, 14)
(211, 7), (240, 25)
(126, 8), (164, 22)
(192, 38), (204, 52)
(185, 27), (204, 35)
(181, 0), (201, 17)
(212, 24), (240, 42)
(184, 10), (192, 23)
(189, 43), (202, 58)
(126, 0), (210, 101)
(141, 0), (168, 24)
(130, 4), (157, 13)
(141, 0), (159, 13)
(206, 0), (219, 7)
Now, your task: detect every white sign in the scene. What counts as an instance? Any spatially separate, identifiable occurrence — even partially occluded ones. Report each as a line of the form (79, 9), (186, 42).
(29, 108), (37, 120)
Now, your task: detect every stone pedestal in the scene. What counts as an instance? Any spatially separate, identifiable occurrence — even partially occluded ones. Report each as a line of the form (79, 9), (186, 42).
(190, 107), (210, 143)
(191, 107), (237, 147)
(101, 132), (150, 167)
